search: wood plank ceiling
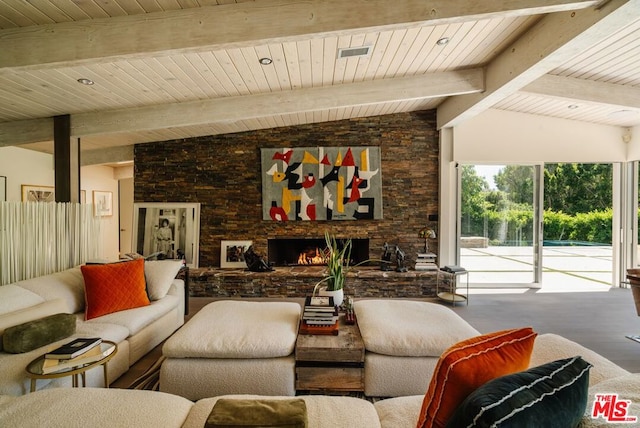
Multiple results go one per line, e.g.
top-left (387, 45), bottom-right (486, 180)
top-left (0, 0), bottom-right (639, 163)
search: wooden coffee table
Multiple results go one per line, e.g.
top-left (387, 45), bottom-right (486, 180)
top-left (295, 315), bottom-right (364, 393)
top-left (25, 340), bottom-right (117, 392)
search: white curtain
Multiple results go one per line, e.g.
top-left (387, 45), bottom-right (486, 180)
top-left (0, 202), bottom-right (101, 285)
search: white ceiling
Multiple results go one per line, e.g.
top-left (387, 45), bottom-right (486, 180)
top-left (0, 0), bottom-right (639, 164)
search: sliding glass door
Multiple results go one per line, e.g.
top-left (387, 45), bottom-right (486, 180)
top-left (458, 164), bottom-right (542, 285)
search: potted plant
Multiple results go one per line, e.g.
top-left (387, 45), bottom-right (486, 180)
top-left (312, 232), bottom-right (352, 307)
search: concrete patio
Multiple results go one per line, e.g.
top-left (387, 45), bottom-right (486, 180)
top-left (459, 245), bottom-right (614, 293)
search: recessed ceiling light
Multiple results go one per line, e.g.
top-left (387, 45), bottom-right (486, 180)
top-left (259, 58), bottom-right (273, 65)
top-left (77, 78), bottom-right (94, 85)
top-left (568, 104), bottom-right (579, 109)
top-left (436, 37), bottom-right (450, 46)
top-left (608, 109), bottom-right (639, 120)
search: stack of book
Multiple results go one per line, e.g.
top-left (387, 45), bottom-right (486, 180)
top-left (299, 296), bottom-right (339, 335)
top-left (415, 252), bottom-right (438, 270)
top-left (41, 337), bottom-right (104, 374)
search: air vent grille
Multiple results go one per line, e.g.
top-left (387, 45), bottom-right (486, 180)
top-left (337, 46), bottom-right (372, 59)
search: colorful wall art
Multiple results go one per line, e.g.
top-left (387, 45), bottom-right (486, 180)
top-left (261, 147), bottom-right (382, 221)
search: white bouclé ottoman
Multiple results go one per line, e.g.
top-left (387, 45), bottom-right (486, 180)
top-left (354, 300), bottom-right (479, 397)
top-left (160, 300), bottom-right (301, 400)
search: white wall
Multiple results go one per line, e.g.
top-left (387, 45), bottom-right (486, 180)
top-left (625, 126), bottom-right (640, 160)
top-left (0, 146), bottom-right (121, 262)
top-left (452, 109), bottom-right (627, 163)
top-left (0, 147), bottom-right (54, 201)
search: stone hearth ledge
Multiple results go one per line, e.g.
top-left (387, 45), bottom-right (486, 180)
top-left (189, 266), bottom-right (443, 299)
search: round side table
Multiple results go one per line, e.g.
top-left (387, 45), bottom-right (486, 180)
top-left (25, 340), bottom-right (117, 393)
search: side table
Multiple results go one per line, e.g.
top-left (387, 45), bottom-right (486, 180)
top-left (437, 266), bottom-right (469, 306)
top-left (25, 340), bottom-right (117, 392)
top-left (295, 315), bottom-right (364, 393)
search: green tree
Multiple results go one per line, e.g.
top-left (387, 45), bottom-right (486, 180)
top-left (494, 166), bottom-right (534, 205)
top-left (460, 165), bottom-right (489, 236)
top-left (544, 164), bottom-right (612, 215)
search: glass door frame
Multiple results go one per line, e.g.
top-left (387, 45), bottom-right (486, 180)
top-left (455, 163), bottom-right (543, 286)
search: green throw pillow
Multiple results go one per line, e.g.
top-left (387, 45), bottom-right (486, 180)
top-left (3, 313), bottom-right (76, 354)
top-left (206, 398), bottom-right (308, 428)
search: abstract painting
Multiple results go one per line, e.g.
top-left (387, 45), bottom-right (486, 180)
top-left (261, 146), bottom-right (382, 221)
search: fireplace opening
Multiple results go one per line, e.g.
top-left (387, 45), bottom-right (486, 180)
top-left (268, 238), bottom-right (370, 267)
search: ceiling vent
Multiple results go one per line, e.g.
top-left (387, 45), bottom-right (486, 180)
top-left (337, 46), bottom-right (372, 59)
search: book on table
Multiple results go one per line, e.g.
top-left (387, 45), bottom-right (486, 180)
top-left (41, 345), bottom-right (109, 374)
top-left (299, 320), bottom-right (339, 336)
top-left (45, 337), bottom-right (102, 360)
top-left (304, 296), bottom-right (336, 311)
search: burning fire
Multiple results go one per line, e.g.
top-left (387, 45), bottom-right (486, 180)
top-left (297, 247), bottom-right (325, 265)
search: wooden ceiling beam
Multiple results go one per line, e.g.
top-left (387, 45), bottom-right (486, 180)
top-left (0, 69), bottom-right (483, 146)
top-left (0, 0), bottom-right (598, 73)
top-left (437, 0), bottom-right (640, 129)
top-left (522, 74), bottom-right (640, 110)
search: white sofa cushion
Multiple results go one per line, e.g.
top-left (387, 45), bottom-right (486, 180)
top-left (530, 333), bottom-right (630, 386)
top-left (182, 395), bottom-right (382, 428)
top-left (74, 318), bottom-right (130, 343)
top-left (354, 300), bottom-right (479, 356)
top-left (0, 299), bottom-right (68, 352)
top-left (0, 284), bottom-right (44, 315)
top-left (163, 300), bottom-right (301, 358)
top-left (16, 267), bottom-right (85, 314)
top-left (145, 260), bottom-right (183, 300)
top-left (374, 395), bottom-right (422, 428)
top-left (0, 388), bottom-right (193, 428)
top-left (84, 294), bottom-right (179, 336)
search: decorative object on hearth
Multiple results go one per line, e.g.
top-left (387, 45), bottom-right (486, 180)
top-left (244, 245), bottom-right (274, 272)
top-left (380, 242), bottom-right (393, 271)
top-left (261, 146), bottom-right (382, 221)
top-left (395, 245), bottom-right (408, 272)
top-left (220, 240), bottom-right (252, 268)
top-left (312, 232), bottom-right (352, 307)
top-left (418, 226), bottom-right (436, 253)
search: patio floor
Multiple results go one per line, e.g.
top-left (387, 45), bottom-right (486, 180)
top-left (459, 245), bottom-right (614, 293)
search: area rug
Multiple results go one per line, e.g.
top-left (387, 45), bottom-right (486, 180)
top-left (127, 356), bottom-right (165, 391)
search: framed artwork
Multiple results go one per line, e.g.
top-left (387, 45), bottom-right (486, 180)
top-left (93, 191), bottom-right (113, 216)
top-left (21, 185), bottom-right (55, 202)
top-left (132, 202), bottom-right (201, 268)
top-left (220, 240), bottom-right (252, 268)
top-left (261, 146), bottom-right (382, 221)
top-left (0, 176), bottom-right (5, 201)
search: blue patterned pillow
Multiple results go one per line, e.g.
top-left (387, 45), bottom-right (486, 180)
top-left (446, 356), bottom-right (591, 428)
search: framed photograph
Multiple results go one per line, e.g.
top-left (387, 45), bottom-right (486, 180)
top-left (93, 191), bottom-right (113, 216)
top-left (0, 176), bottom-right (6, 201)
top-left (21, 185), bottom-right (55, 202)
top-left (221, 240), bottom-right (252, 268)
top-left (132, 202), bottom-right (201, 268)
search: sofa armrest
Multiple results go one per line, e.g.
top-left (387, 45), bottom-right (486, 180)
top-left (176, 266), bottom-right (189, 315)
top-left (167, 278), bottom-right (186, 317)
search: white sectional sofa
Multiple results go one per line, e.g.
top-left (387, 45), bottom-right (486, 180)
top-left (0, 334), bottom-right (636, 427)
top-left (0, 261), bottom-right (185, 396)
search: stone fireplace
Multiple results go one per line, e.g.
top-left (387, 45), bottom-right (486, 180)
top-left (135, 110), bottom-right (441, 299)
top-left (267, 238), bottom-right (370, 266)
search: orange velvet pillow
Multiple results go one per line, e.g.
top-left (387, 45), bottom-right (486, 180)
top-left (416, 327), bottom-right (537, 428)
top-left (81, 259), bottom-right (150, 320)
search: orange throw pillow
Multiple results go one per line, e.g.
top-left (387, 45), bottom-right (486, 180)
top-left (81, 259), bottom-right (150, 320)
top-left (416, 327), bottom-right (537, 428)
